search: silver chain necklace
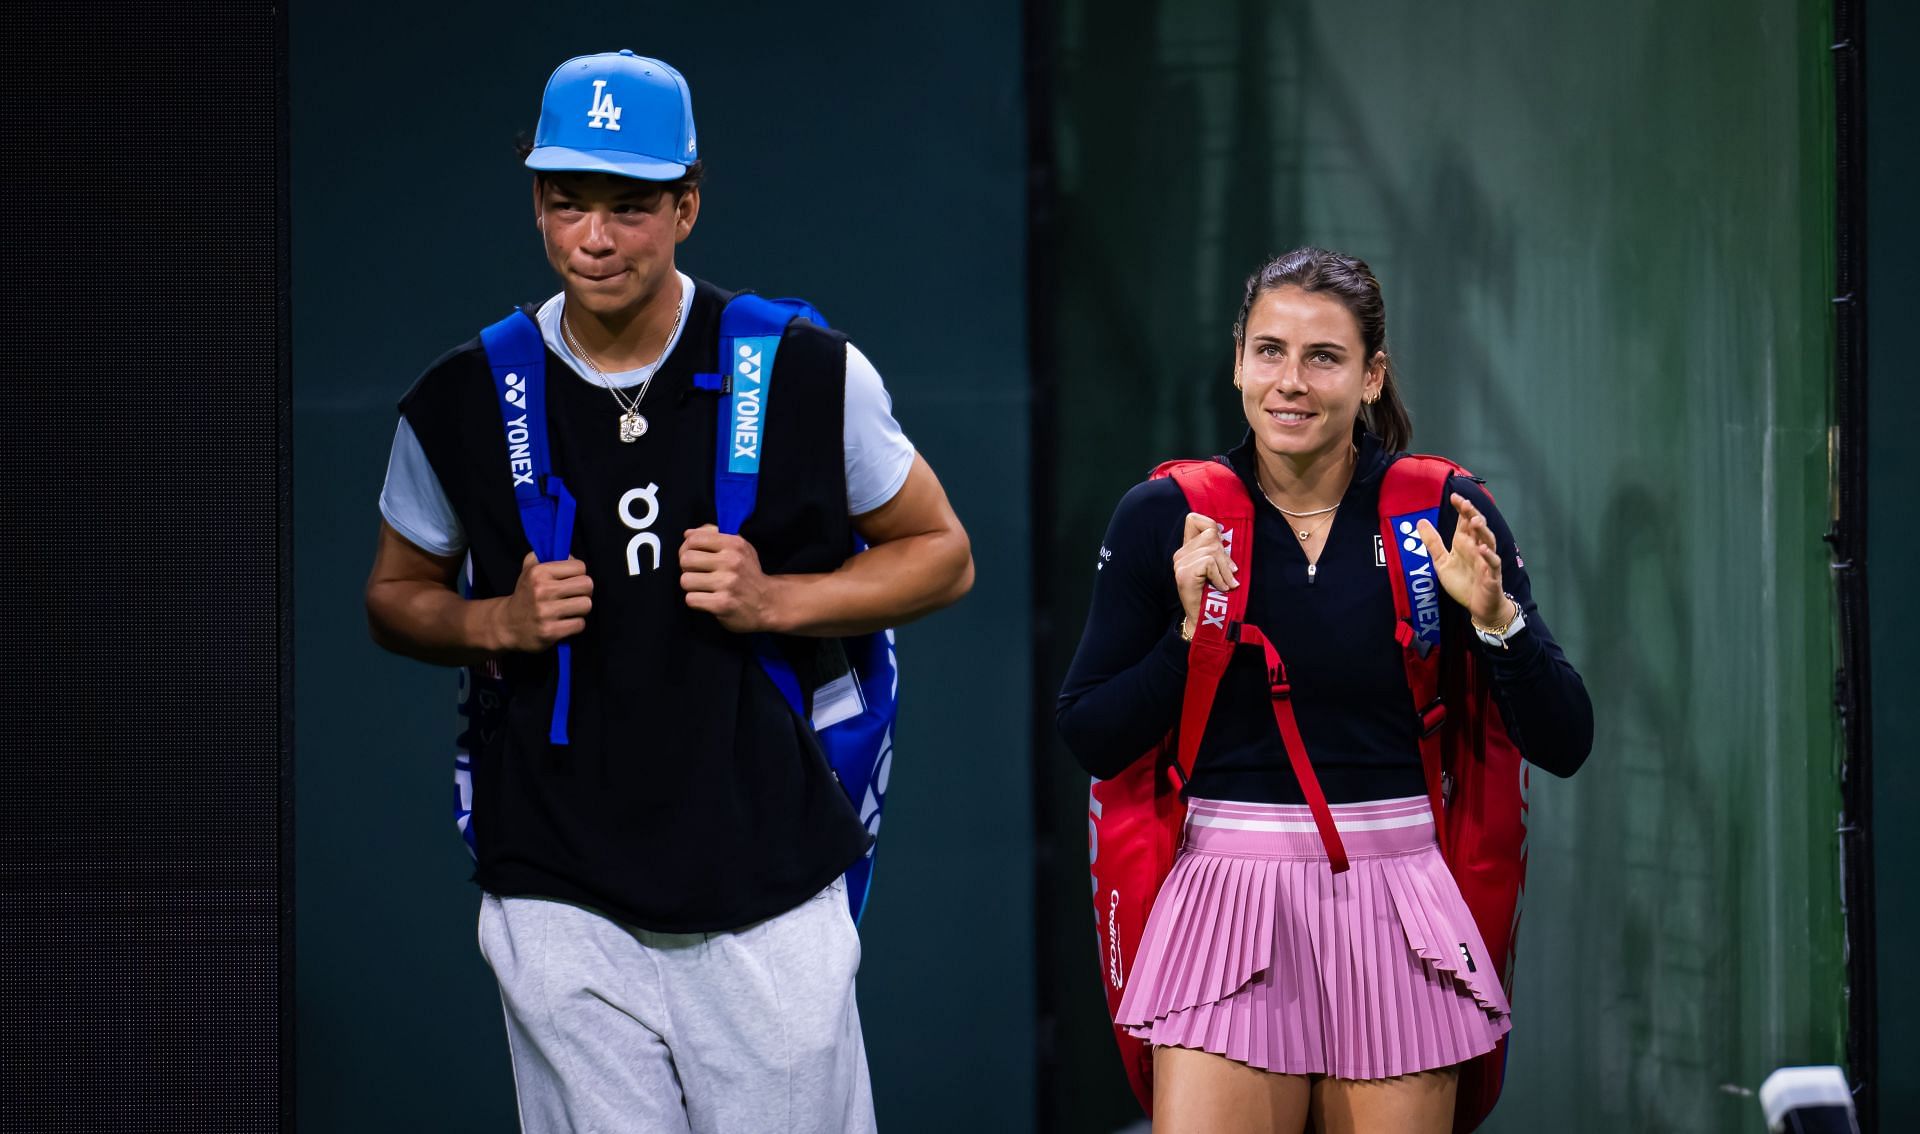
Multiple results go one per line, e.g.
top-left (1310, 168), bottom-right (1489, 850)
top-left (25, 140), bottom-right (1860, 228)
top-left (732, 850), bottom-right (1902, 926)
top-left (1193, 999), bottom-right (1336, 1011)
top-left (1256, 483), bottom-right (1341, 542)
top-left (563, 294), bottom-right (685, 443)
top-left (1256, 447), bottom-right (1356, 541)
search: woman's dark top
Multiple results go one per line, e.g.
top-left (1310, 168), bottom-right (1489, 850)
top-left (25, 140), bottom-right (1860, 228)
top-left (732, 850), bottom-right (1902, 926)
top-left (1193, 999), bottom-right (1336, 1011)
top-left (1056, 429), bottom-right (1593, 803)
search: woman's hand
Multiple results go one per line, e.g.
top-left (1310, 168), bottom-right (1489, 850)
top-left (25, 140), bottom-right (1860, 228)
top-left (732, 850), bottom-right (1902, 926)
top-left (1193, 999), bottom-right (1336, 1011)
top-left (1173, 512), bottom-right (1238, 626)
top-left (1414, 493), bottom-right (1513, 627)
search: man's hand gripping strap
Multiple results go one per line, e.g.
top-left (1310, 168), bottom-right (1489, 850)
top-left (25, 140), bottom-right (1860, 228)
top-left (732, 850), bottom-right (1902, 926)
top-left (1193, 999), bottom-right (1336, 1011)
top-left (695, 295), bottom-right (899, 925)
top-left (479, 309), bottom-right (577, 745)
top-left (700, 293), bottom-right (828, 717)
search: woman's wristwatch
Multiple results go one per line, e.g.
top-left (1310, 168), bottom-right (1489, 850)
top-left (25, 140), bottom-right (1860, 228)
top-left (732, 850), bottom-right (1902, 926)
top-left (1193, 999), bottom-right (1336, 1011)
top-left (1472, 593), bottom-right (1526, 650)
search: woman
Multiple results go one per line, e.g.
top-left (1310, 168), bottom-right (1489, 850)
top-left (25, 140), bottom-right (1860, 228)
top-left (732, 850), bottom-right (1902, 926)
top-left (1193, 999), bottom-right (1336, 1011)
top-left (1057, 247), bottom-right (1593, 1133)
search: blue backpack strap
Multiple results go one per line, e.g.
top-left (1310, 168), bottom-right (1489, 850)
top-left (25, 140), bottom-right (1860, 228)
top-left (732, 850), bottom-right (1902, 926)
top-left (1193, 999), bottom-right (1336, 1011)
top-left (709, 294), bottom-right (827, 717)
top-left (701, 294), bottom-right (899, 924)
top-left (478, 308), bottom-right (577, 745)
top-left (712, 294), bottom-right (826, 534)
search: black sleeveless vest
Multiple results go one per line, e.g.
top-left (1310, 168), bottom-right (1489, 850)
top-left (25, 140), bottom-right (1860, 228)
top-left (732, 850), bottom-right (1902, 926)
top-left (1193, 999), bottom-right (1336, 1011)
top-left (400, 278), bottom-right (872, 932)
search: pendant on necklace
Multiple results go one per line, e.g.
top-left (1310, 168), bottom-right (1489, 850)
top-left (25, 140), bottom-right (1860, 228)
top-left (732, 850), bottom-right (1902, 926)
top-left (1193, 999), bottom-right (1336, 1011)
top-left (619, 412), bottom-right (648, 443)
top-left (1297, 529), bottom-right (1310, 541)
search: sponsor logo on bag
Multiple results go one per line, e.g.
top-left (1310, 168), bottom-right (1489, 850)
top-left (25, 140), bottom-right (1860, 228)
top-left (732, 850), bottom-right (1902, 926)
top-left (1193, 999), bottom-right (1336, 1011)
top-left (1389, 509), bottom-right (1443, 648)
top-left (857, 728), bottom-right (893, 848)
top-left (728, 337), bottom-right (778, 474)
top-left (1199, 525), bottom-right (1237, 631)
top-left (504, 412), bottom-right (535, 488)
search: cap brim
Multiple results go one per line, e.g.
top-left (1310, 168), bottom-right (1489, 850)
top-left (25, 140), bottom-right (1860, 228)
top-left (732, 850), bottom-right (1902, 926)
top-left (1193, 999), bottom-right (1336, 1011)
top-left (525, 145), bottom-right (688, 181)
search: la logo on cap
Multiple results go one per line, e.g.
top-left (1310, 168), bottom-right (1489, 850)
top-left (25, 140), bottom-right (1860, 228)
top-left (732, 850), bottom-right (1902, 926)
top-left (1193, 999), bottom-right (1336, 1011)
top-left (587, 79), bottom-right (622, 131)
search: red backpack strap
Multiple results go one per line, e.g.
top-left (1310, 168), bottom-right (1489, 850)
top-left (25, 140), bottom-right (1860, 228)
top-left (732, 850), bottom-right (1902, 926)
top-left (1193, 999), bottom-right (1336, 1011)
top-left (1377, 454), bottom-right (1467, 849)
top-left (1162, 460), bottom-right (1349, 873)
top-left (1229, 622), bottom-right (1347, 872)
top-left (1162, 460), bottom-right (1251, 784)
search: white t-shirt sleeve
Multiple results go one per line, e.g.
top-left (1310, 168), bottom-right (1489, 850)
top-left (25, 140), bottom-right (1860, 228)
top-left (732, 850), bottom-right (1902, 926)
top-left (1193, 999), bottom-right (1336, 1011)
top-left (378, 417), bottom-right (468, 556)
top-left (842, 342), bottom-right (916, 516)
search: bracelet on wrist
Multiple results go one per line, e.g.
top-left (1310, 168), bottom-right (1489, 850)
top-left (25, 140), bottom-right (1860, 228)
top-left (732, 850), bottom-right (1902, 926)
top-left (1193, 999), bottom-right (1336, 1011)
top-left (1471, 594), bottom-right (1519, 637)
top-left (1471, 593), bottom-right (1526, 650)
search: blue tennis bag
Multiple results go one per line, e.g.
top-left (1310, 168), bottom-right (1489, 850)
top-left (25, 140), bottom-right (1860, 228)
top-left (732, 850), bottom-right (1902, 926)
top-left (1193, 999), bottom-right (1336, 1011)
top-left (454, 295), bottom-right (900, 923)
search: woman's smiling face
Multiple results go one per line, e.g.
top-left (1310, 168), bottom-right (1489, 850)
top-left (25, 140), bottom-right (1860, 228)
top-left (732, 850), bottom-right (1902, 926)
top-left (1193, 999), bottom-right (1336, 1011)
top-left (1236, 284), bottom-right (1383, 464)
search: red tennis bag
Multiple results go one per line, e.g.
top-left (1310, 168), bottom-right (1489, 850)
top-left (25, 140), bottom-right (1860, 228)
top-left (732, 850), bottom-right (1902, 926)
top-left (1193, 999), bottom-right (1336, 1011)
top-left (1378, 455), bottom-right (1530, 1133)
top-left (1086, 454), bottom-right (1528, 1132)
top-left (1086, 458), bottom-right (1346, 1114)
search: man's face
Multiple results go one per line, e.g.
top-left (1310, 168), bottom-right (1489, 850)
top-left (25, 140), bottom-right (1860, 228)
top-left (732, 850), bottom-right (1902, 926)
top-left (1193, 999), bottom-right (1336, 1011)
top-left (534, 172), bottom-right (699, 320)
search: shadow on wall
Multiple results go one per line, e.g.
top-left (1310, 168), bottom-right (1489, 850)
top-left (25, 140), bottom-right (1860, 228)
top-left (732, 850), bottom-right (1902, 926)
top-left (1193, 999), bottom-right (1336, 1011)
top-left (1302, 48), bottom-right (1720, 1123)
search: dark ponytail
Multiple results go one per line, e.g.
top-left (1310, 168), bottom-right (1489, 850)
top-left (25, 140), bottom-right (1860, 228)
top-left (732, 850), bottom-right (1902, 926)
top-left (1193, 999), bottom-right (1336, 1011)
top-left (1231, 247), bottom-right (1412, 453)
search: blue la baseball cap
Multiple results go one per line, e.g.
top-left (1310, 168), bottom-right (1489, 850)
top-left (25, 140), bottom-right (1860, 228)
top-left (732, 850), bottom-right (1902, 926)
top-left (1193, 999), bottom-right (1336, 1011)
top-left (526, 50), bottom-right (697, 181)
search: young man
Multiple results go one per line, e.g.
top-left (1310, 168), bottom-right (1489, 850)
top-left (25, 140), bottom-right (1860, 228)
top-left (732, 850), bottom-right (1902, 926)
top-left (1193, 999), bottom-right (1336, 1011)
top-left (365, 50), bottom-right (972, 1132)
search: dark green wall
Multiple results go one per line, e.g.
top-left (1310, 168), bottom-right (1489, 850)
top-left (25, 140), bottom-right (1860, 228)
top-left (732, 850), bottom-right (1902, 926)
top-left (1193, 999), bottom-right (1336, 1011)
top-left (1036, 2), bottom-right (1845, 1130)
top-left (291, 6), bottom-right (1031, 1129)
top-left (1869, 0), bottom-right (1917, 1123)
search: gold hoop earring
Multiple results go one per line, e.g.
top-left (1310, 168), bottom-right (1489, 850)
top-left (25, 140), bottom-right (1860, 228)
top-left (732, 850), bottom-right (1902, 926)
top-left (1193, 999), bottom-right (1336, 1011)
top-left (1364, 391), bottom-right (1379, 405)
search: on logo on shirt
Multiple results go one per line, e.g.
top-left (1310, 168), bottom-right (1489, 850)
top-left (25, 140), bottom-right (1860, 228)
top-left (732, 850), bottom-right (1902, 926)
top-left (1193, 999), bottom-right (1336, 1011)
top-left (621, 483), bottom-right (662, 575)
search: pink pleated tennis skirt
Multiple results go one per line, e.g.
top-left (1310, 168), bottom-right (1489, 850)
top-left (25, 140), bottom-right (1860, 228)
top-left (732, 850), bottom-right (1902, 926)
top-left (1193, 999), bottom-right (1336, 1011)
top-left (1113, 796), bottom-right (1511, 1080)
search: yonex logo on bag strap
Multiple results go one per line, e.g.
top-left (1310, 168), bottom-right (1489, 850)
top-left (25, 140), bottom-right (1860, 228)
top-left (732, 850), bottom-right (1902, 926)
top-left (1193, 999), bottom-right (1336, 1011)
top-left (1198, 525), bottom-right (1237, 630)
top-left (498, 368), bottom-right (533, 487)
top-left (504, 413), bottom-right (535, 488)
top-left (587, 79), bottom-right (623, 131)
top-left (728, 336), bottom-right (777, 472)
top-left (1389, 508), bottom-right (1444, 648)
top-left (1397, 519), bottom-right (1429, 557)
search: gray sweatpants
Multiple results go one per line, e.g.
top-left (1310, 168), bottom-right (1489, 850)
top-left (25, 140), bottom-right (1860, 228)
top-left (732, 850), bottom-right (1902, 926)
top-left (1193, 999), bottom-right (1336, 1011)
top-left (477, 878), bottom-right (876, 1133)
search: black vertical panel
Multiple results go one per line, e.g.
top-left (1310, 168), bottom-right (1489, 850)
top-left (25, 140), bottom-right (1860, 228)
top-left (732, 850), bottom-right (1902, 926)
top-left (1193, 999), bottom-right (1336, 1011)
top-left (0, 3), bottom-right (290, 1131)
top-left (1867, 0), bottom-right (1920, 1129)
top-left (1024, 0), bottom-right (1063, 1126)
top-left (1831, 1), bottom-right (1875, 1126)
